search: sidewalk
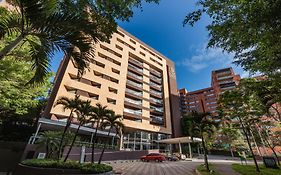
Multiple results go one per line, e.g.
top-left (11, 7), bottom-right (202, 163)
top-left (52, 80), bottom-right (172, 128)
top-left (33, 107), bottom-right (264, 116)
top-left (213, 163), bottom-right (240, 175)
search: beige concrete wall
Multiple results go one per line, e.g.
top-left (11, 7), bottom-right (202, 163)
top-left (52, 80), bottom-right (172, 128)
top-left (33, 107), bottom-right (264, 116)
top-left (46, 27), bottom-right (176, 135)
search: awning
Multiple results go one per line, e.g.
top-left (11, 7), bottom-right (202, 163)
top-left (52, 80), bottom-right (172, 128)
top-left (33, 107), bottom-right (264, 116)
top-left (38, 118), bottom-right (117, 137)
top-left (157, 136), bottom-right (202, 144)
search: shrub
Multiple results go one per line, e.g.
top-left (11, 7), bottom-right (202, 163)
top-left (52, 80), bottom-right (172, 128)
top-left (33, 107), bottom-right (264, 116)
top-left (81, 163), bottom-right (113, 174)
top-left (21, 159), bottom-right (113, 174)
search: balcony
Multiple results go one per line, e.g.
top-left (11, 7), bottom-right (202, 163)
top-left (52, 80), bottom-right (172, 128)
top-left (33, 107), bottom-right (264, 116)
top-left (150, 89), bottom-right (162, 97)
top-left (124, 108), bottom-right (142, 116)
top-left (150, 75), bottom-right (162, 82)
top-left (150, 69), bottom-right (162, 78)
top-left (150, 106), bottom-right (164, 113)
top-left (150, 81), bottom-right (162, 87)
top-left (127, 79), bottom-right (143, 88)
top-left (125, 88), bottom-right (143, 97)
top-left (125, 97), bottom-right (142, 106)
top-left (150, 115), bottom-right (164, 123)
top-left (129, 58), bottom-right (143, 66)
top-left (150, 97), bottom-right (162, 104)
top-left (217, 75), bottom-right (233, 80)
top-left (128, 71), bottom-right (143, 80)
top-left (128, 63), bottom-right (143, 73)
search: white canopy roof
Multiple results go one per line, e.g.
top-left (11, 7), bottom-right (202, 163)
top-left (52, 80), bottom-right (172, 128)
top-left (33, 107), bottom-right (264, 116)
top-left (157, 136), bottom-right (202, 144)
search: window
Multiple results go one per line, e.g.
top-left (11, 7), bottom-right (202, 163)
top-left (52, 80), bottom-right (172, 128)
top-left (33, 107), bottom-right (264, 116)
top-left (98, 52), bottom-right (121, 66)
top-left (130, 39), bottom-right (136, 44)
top-left (115, 44), bottom-right (123, 51)
top-left (112, 68), bottom-right (120, 74)
top-left (100, 44), bottom-right (122, 58)
top-left (91, 81), bottom-right (101, 88)
top-left (140, 51), bottom-right (145, 57)
top-left (108, 87), bottom-right (118, 94)
top-left (107, 98), bottom-right (116, 105)
top-left (65, 86), bottom-right (77, 94)
top-left (117, 38), bottom-right (135, 50)
top-left (89, 93), bottom-right (99, 100)
top-left (91, 59), bottom-right (105, 68)
top-left (116, 31), bottom-right (125, 37)
top-left (93, 71), bottom-right (119, 84)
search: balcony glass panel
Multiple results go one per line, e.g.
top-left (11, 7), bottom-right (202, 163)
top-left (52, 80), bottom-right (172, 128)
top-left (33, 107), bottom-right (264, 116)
top-left (125, 89), bottom-right (143, 96)
top-left (128, 63), bottom-right (143, 73)
top-left (127, 79), bottom-right (143, 88)
top-left (150, 98), bottom-right (162, 104)
top-left (124, 108), bottom-right (142, 116)
top-left (150, 90), bottom-right (162, 96)
top-left (150, 106), bottom-right (164, 112)
top-left (128, 71), bottom-right (143, 80)
top-left (125, 98), bottom-right (142, 106)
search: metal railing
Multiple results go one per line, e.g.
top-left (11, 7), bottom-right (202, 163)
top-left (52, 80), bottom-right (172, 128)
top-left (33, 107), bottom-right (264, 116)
top-left (127, 79), bottom-right (143, 88)
top-left (150, 106), bottom-right (164, 112)
top-left (124, 108), bottom-right (142, 116)
top-left (128, 63), bottom-right (143, 73)
top-left (125, 98), bottom-right (142, 106)
top-left (125, 89), bottom-right (143, 96)
top-left (128, 71), bottom-right (143, 80)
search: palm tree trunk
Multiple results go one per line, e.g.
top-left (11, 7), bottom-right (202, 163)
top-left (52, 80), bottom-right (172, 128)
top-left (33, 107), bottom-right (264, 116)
top-left (91, 121), bottom-right (100, 163)
top-left (0, 34), bottom-right (24, 59)
top-left (238, 117), bottom-right (260, 172)
top-left (58, 110), bottom-right (74, 160)
top-left (98, 127), bottom-right (111, 164)
top-left (201, 134), bottom-right (210, 172)
top-left (63, 124), bottom-right (81, 162)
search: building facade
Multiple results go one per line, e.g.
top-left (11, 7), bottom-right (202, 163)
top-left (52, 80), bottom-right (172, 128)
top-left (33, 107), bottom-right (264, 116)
top-left (179, 67), bottom-right (240, 115)
top-left (43, 27), bottom-right (181, 151)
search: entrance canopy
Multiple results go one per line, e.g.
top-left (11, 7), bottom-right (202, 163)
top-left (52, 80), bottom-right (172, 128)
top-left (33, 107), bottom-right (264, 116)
top-left (157, 136), bottom-right (202, 144)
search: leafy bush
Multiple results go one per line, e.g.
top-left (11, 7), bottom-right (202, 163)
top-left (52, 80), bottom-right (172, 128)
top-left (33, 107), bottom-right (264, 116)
top-left (21, 159), bottom-right (113, 174)
top-left (81, 163), bottom-right (113, 174)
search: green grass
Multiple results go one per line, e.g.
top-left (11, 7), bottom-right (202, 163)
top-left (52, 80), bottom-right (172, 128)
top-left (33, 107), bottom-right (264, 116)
top-left (232, 164), bottom-right (281, 175)
top-left (197, 164), bottom-right (221, 175)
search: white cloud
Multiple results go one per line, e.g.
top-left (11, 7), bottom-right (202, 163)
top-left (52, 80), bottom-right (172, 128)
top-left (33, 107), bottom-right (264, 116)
top-left (177, 43), bottom-right (234, 73)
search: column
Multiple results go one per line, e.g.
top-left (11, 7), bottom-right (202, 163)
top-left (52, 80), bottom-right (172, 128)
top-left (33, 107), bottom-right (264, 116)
top-left (31, 123), bottom-right (42, 144)
top-left (188, 142), bottom-right (192, 158)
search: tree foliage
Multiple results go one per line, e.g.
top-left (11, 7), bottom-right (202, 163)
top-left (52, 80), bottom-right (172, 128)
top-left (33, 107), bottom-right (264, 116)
top-left (0, 0), bottom-right (159, 83)
top-left (184, 0), bottom-right (281, 74)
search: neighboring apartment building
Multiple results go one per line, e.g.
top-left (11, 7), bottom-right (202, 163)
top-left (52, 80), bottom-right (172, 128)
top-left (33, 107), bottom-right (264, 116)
top-left (43, 27), bottom-right (181, 151)
top-left (179, 67), bottom-right (240, 115)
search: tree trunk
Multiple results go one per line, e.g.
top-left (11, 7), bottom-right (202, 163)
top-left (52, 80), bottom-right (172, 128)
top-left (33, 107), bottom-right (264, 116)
top-left (229, 144), bottom-right (234, 159)
top-left (271, 105), bottom-right (281, 122)
top-left (264, 134), bottom-right (280, 166)
top-left (239, 117), bottom-right (260, 172)
top-left (91, 121), bottom-right (100, 163)
top-left (0, 34), bottom-right (24, 59)
top-left (63, 123), bottom-right (81, 162)
top-left (58, 110), bottom-right (74, 160)
top-left (201, 134), bottom-right (210, 172)
top-left (98, 128), bottom-right (111, 164)
top-left (250, 129), bottom-right (261, 156)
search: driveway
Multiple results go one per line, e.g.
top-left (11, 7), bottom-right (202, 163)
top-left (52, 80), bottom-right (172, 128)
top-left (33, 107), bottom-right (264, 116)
top-left (109, 161), bottom-right (199, 175)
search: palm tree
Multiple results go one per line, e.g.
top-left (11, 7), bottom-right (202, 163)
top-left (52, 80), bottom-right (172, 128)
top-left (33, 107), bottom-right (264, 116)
top-left (36, 131), bottom-right (60, 159)
top-left (98, 111), bottom-right (124, 164)
top-left (0, 0), bottom-right (117, 83)
top-left (63, 100), bottom-right (94, 162)
top-left (182, 111), bottom-right (219, 172)
top-left (90, 103), bottom-right (111, 163)
top-left (54, 95), bottom-right (82, 160)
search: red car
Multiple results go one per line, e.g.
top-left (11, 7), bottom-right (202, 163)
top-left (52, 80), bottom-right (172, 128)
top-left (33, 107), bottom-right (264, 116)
top-left (140, 153), bottom-right (166, 162)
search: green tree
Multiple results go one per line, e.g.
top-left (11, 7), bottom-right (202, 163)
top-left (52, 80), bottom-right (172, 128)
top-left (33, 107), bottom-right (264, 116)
top-left (182, 111), bottom-right (219, 172)
top-left (90, 103), bottom-right (111, 163)
top-left (219, 127), bottom-right (242, 158)
top-left (98, 111), bottom-right (124, 164)
top-left (0, 0), bottom-right (159, 83)
top-left (54, 95), bottom-right (83, 160)
top-left (218, 88), bottom-right (264, 172)
top-left (184, 0), bottom-right (281, 74)
top-left (64, 100), bottom-right (93, 162)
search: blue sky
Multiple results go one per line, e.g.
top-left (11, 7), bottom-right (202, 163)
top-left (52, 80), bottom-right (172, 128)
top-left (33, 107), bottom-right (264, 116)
top-left (51, 0), bottom-right (248, 91)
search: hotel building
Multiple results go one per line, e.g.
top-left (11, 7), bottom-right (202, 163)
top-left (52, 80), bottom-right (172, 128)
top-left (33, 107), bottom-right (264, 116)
top-left (179, 67), bottom-right (240, 115)
top-left (43, 27), bottom-right (181, 151)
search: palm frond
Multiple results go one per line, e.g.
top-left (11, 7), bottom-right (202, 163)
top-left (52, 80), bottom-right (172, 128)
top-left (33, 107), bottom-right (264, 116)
top-left (0, 11), bottom-right (22, 39)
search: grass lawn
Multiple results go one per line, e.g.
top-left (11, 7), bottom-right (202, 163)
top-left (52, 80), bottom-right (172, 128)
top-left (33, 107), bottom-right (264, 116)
top-left (197, 164), bottom-right (221, 175)
top-left (232, 164), bottom-right (281, 175)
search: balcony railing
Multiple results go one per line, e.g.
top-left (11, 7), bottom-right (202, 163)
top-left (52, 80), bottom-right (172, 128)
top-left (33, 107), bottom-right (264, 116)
top-left (217, 75), bottom-right (233, 80)
top-left (150, 75), bottom-right (161, 82)
top-left (128, 63), bottom-right (143, 73)
top-left (150, 81), bottom-right (162, 87)
top-left (125, 89), bottom-right (143, 97)
top-left (125, 98), bottom-right (142, 106)
top-left (127, 79), bottom-right (143, 88)
top-left (129, 58), bottom-right (143, 66)
top-left (150, 69), bottom-right (162, 77)
top-left (150, 98), bottom-right (162, 104)
top-left (124, 108), bottom-right (142, 116)
top-left (150, 106), bottom-right (164, 112)
top-left (128, 71), bottom-right (143, 80)
top-left (150, 90), bottom-right (162, 96)
top-left (150, 115), bottom-right (164, 123)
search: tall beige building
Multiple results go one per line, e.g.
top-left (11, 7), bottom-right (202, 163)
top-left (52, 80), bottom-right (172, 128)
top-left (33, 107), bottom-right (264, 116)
top-left (43, 27), bottom-right (181, 150)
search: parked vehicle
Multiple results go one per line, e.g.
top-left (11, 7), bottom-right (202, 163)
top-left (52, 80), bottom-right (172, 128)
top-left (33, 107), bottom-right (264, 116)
top-left (140, 153), bottom-right (166, 162)
top-left (166, 155), bottom-right (179, 161)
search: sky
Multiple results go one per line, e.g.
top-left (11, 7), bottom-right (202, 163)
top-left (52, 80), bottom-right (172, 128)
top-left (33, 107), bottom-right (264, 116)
top-left (51, 0), bottom-right (248, 92)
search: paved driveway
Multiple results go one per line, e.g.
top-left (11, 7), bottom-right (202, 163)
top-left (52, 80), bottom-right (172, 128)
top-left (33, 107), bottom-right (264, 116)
top-left (110, 161), bottom-right (199, 175)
